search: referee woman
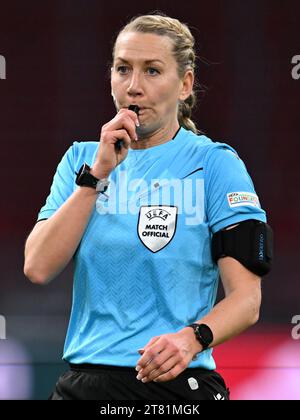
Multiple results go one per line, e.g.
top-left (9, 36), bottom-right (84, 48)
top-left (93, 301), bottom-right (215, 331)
top-left (24, 13), bottom-right (272, 400)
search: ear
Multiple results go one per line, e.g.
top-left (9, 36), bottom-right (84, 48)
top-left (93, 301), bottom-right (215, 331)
top-left (179, 70), bottom-right (194, 101)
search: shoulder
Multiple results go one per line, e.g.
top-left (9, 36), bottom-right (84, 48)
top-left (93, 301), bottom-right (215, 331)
top-left (180, 128), bottom-right (241, 165)
top-left (169, 128), bottom-right (242, 178)
top-left (203, 142), bottom-right (242, 169)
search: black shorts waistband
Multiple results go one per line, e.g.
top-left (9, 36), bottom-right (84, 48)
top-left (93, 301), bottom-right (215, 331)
top-left (69, 363), bottom-right (212, 374)
top-left (69, 363), bottom-right (136, 373)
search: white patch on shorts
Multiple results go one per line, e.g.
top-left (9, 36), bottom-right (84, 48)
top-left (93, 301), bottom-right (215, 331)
top-left (188, 377), bottom-right (199, 390)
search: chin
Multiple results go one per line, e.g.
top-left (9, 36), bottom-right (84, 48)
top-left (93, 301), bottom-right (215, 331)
top-left (136, 124), bottom-right (157, 140)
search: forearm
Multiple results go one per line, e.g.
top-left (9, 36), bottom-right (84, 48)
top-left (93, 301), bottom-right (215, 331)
top-left (24, 186), bottom-right (99, 284)
top-left (182, 286), bottom-right (261, 355)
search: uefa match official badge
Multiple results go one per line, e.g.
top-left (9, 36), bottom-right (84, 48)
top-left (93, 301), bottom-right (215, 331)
top-left (137, 205), bottom-right (178, 253)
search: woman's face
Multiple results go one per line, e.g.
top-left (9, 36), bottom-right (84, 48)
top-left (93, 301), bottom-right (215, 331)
top-left (111, 32), bottom-right (193, 136)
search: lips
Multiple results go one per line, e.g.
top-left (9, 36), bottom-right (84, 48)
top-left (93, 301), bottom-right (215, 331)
top-left (127, 106), bottom-right (147, 110)
top-left (122, 105), bottom-right (149, 116)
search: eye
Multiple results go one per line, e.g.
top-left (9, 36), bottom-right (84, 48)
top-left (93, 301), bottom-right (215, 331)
top-left (116, 65), bottom-right (130, 75)
top-left (147, 67), bottom-right (160, 76)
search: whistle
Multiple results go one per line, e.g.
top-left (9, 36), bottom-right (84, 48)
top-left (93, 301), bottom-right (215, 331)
top-left (115, 105), bottom-right (140, 151)
top-left (128, 104), bottom-right (140, 115)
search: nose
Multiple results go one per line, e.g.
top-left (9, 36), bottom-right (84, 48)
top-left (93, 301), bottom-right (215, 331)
top-left (127, 70), bottom-right (143, 97)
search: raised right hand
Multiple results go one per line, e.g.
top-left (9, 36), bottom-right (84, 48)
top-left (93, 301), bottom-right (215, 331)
top-left (90, 108), bottom-right (139, 179)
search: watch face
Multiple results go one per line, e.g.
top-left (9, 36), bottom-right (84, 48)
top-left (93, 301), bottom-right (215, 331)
top-left (197, 324), bottom-right (213, 345)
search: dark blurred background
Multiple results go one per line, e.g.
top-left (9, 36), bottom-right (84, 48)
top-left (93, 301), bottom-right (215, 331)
top-left (0, 0), bottom-right (299, 399)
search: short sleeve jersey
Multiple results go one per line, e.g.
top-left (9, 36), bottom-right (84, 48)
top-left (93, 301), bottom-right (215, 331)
top-left (37, 127), bottom-right (266, 369)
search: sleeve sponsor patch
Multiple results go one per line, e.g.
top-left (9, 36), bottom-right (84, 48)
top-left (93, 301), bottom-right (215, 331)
top-left (227, 192), bottom-right (260, 208)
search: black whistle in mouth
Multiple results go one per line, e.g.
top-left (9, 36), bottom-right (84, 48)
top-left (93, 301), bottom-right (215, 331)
top-left (115, 105), bottom-right (140, 152)
top-left (128, 104), bottom-right (140, 115)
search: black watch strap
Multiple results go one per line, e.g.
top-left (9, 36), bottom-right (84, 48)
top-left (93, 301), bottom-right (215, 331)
top-left (187, 323), bottom-right (213, 350)
top-left (75, 163), bottom-right (99, 189)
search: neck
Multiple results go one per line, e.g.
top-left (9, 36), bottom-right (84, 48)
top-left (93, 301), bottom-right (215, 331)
top-left (130, 121), bottom-right (180, 150)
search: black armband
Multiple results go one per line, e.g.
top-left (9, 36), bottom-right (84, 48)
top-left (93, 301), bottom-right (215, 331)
top-left (212, 219), bottom-right (273, 276)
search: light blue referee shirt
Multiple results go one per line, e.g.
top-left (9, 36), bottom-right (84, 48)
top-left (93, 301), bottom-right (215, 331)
top-left (37, 127), bottom-right (266, 369)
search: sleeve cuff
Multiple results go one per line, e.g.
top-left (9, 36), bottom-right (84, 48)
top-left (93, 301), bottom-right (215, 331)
top-left (36, 209), bottom-right (57, 222)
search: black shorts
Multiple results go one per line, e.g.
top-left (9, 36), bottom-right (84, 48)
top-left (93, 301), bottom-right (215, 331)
top-left (49, 364), bottom-right (230, 400)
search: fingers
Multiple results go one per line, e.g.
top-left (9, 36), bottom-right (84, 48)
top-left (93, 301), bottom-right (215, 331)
top-left (141, 336), bottom-right (161, 351)
top-left (152, 362), bottom-right (187, 383)
top-left (136, 334), bottom-right (192, 383)
top-left (93, 108), bottom-right (139, 175)
top-left (112, 129), bottom-right (132, 149)
top-left (127, 109), bottom-right (140, 127)
top-left (136, 337), bottom-right (164, 370)
top-left (136, 338), bottom-right (173, 382)
top-left (138, 353), bottom-right (189, 383)
top-left (137, 351), bottom-right (181, 383)
top-left (101, 128), bottom-right (132, 148)
top-left (104, 108), bottom-right (139, 142)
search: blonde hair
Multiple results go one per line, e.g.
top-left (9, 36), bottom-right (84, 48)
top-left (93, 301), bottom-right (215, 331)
top-left (112, 12), bottom-right (200, 134)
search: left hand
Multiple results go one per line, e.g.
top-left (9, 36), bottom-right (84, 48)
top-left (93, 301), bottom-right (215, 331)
top-left (135, 329), bottom-right (199, 383)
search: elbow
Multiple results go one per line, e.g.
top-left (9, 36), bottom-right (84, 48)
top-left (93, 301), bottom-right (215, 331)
top-left (249, 288), bottom-right (262, 326)
top-left (23, 262), bottom-right (49, 285)
top-left (250, 307), bottom-right (261, 326)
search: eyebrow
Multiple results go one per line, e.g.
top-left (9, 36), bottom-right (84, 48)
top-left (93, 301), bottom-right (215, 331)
top-left (115, 57), bottom-right (165, 65)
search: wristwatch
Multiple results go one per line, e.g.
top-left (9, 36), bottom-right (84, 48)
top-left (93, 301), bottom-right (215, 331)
top-left (75, 163), bottom-right (110, 193)
top-left (187, 323), bottom-right (214, 351)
